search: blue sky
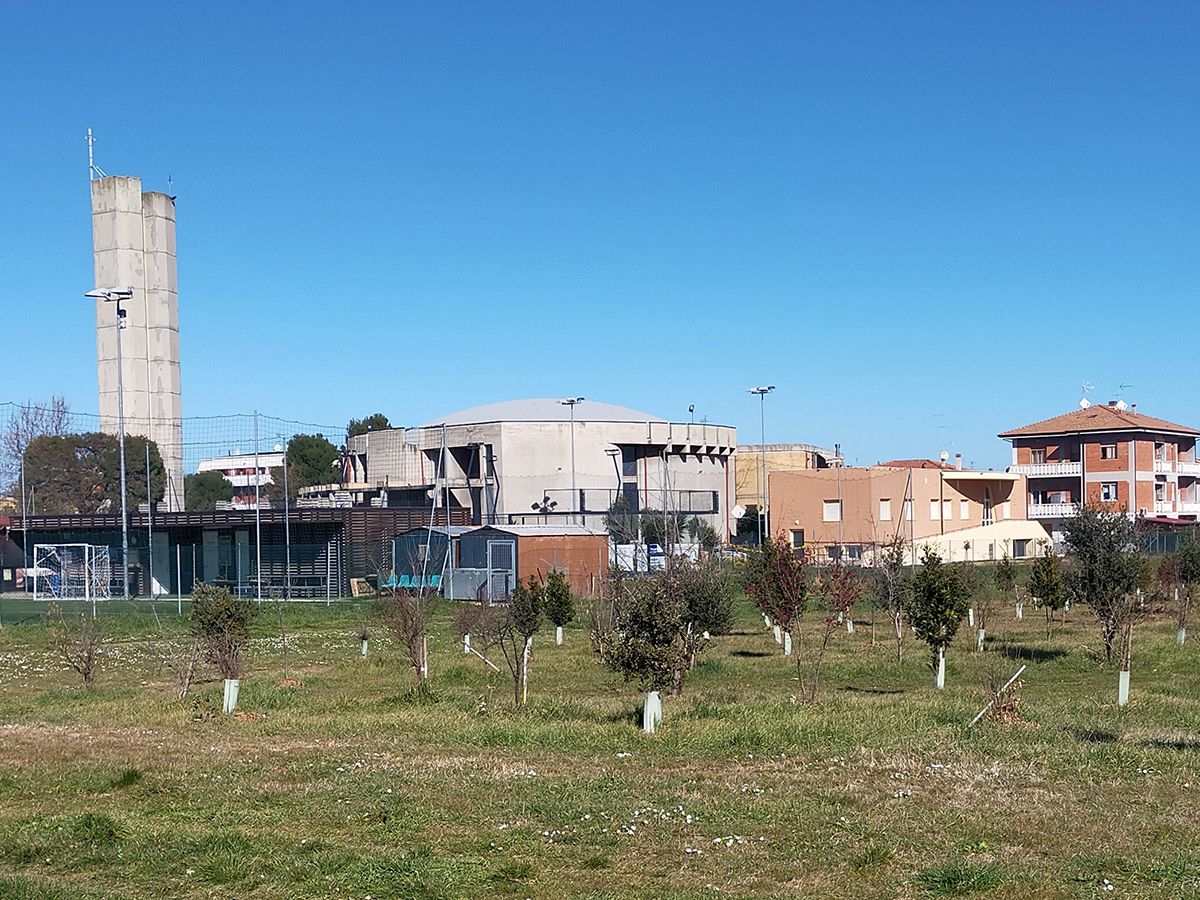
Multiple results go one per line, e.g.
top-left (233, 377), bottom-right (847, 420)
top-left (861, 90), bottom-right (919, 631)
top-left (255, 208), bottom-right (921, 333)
top-left (3, 2), bottom-right (1198, 468)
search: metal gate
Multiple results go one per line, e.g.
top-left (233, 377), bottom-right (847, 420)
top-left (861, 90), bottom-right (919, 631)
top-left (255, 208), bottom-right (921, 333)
top-left (486, 539), bottom-right (516, 600)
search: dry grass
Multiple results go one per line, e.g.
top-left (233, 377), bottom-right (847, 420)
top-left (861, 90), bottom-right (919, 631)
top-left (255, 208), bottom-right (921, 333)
top-left (0, 596), bottom-right (1198, 898)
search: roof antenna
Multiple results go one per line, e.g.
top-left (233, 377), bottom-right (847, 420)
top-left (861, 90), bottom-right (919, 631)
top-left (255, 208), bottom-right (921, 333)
top-left (1079, 381), bottom-right (1094, 410)
top-left (86, 128), bottom-right (108, 181)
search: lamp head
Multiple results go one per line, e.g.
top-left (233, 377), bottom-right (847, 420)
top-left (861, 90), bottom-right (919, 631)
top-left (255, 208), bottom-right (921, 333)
top-left (85, 287), bottom-right (134, 302)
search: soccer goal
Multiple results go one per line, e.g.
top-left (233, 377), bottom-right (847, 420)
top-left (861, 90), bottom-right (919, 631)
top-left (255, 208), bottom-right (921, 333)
top-left (31, 544), bottom-right (113, 604)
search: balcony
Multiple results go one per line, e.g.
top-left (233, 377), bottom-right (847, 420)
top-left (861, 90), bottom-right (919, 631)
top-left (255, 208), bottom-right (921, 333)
top-left (1178, 462), bottom-right (1200, 476)
top-left (1154, 459), bottom-right (1174, 474)
top-left (1178, 501), bottom-right (1200, 515)
top-left (1155, 500), bottom-right (1174, 515)
top-left (1010, 462), bottom-right (1082, 477)
top-left (1029, 502), bottom-right (1077, 518)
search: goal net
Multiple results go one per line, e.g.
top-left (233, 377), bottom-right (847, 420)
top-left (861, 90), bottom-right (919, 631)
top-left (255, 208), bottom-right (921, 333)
top-left (31, 544), bottom-right (113, 602)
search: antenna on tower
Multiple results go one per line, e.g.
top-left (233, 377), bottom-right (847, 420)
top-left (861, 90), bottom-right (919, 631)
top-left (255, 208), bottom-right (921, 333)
top-left (1118, 382), bottom-right (1134, 399)
top-left (86, 128), bottom-right (108, 181)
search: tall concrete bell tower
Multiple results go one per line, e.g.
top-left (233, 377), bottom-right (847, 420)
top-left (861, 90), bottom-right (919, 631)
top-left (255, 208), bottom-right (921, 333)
top-left (90, 174), bottom-right (184, 511)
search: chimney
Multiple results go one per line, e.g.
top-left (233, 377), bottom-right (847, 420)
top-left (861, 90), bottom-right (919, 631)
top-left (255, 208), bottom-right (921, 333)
top-left (1131, 404), bottom-right (1137, 413)
top-left (955, 452), bottom-right (962, 470)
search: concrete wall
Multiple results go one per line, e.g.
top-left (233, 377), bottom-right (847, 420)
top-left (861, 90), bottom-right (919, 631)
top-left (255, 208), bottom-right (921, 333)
top-left (91, 176), bottom-right (183, 510)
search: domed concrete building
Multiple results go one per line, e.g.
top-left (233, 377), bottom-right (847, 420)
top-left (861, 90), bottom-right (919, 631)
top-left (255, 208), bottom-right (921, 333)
top-left (320, 399), bottom-right (738, 541)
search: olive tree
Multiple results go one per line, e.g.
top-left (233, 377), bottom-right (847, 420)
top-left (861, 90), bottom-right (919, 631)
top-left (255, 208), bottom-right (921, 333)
top-left (1063, 505), bottom-right (1147, 665)
top-left (544, 569), bottom-right (574, 645)
top-left (904, 547), bottom-right (968, 688)
top-left (744, 534), bottom-right (809, 679)
top-left (876, 537), bottom-right (908, 662)
top-left (191, 582), bottom-right (255, 681)
top-left (1028, 542), bottom-right (1066, 638)
top-left (1175, 531), bottom-right (1200, 645)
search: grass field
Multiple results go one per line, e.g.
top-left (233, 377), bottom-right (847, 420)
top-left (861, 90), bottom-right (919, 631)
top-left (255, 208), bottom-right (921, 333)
top-left (1, 592), bottom-right (1199, 899)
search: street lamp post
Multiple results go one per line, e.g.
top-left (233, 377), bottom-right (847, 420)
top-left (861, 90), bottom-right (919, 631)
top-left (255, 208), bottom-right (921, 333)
top-left (561, 398), bottom-right (585, 525)
top-left (276, 439), bottom-right (291, 601)
top-left (747, 386), bottom-right (775, 547)
top-left (85, 287), bottom-right (134, 600)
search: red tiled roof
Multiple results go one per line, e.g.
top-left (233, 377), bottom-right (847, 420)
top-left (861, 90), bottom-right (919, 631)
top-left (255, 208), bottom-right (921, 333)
top-left (879, 459), bottom-right (952, 470)
top-left (999, 405), bottom-right (1200, 438)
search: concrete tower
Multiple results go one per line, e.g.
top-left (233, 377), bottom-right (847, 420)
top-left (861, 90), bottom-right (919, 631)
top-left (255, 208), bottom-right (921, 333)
top-left (90, 175), bottom-right (184, 511)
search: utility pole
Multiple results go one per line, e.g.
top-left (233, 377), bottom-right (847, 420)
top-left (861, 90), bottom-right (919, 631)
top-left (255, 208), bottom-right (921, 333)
top-left (747, 386), bottom-right (775, 546)
top-left (561, 398), bottom-right (585, 525)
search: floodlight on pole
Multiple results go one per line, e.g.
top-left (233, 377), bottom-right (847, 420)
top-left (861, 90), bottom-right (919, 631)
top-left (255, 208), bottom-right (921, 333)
top-left (747, 386), bottom-right (775, 547)
top-left (86, 287), bottom-right (134, 599)
top-left (560, 398), bottom-right (585, 524)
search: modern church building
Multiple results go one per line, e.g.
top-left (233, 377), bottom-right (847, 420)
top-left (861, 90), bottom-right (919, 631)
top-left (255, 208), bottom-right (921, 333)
top-left (301, 399), bottom-right (739, 540)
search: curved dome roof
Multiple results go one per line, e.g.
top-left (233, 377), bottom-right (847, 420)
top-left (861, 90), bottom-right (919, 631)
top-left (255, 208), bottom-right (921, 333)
top-left (424, 399), bottom-right (665, 427)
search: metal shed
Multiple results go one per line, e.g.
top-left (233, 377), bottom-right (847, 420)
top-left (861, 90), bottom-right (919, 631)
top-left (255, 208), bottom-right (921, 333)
top-left (450, 525), bottom-right (609, 600)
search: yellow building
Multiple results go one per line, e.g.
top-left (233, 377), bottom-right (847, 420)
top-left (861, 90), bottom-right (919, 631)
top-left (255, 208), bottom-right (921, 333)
top-left (735, 443), bottom-right (840, 514)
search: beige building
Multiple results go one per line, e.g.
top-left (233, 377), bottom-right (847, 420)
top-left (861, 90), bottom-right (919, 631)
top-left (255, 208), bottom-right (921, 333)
top-left (735, 443), bottom-right (839, 513)
top-left (769, 459), bottom-right (1047, 565)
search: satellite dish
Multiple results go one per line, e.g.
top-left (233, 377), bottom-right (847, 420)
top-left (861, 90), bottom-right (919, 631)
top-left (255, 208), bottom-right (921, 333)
top-left (1079, 398), bottom-right (1091, 409)
top-left (1115, 400), bottom-right (1128, 411)
top-left (731, 504), bottom-right (746, 520)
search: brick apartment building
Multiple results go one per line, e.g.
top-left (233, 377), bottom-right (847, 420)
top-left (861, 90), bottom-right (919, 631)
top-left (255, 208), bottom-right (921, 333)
top-left (999, 402), bottom-right (1200, 545)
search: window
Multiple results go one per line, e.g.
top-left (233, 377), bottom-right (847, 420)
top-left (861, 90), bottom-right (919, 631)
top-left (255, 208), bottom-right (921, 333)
top-left (1002, 501), bottom-right (1011, 519)
top-left (943, 499), bottom-right (953, 521)
top-left (826, 545), bottom-right (843, 563)
top-left (879, 498), bottom-right (892, 521)
top-left (1013, 539), bottom-right (1029, 559)
top-left (930, 499), bottom-right (940, 520)
top-left (1031, 448), bottom-right (1046, 464)
top-left (822, 500), bottom-right (842, 523)
top-left (987, 542), bottom-right (996, 560)
top-left (846, 544), bottom-right (862, 562)
top-left (1100, 482), bottom-right (1119, 502)
top-left (1101, 444), bottom-right (1117, 460)
top-left (1155, 442), bottom-right (1165, 462)
top-left (904, 499), bottom-right (913, 521)
top-left (960, 499), bottom-right (970, 520)
top-left (983, 487), bottom-right (993, 526)
top-left (790, 529), bottom-right (804, 549)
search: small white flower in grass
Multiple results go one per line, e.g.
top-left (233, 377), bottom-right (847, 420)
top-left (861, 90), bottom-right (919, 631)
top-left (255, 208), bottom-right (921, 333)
top-left (615, 751), bottom-right (632, 758)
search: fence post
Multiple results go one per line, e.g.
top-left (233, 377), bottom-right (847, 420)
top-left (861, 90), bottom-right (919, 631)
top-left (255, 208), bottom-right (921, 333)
top-left (176, 543), bottom-right (183, 616)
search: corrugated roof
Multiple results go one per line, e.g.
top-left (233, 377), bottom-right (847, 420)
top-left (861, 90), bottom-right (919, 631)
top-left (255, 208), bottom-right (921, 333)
top-left (999, 405), bottom-right (1200, 438)
top-left (474, 524), bottom-right (608, 537)
top-left (424, 399), bottom-right (665, 427)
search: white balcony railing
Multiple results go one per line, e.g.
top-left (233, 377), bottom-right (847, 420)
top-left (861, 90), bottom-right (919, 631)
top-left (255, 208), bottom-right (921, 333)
top-left (1154, 459), bottom-right (1174, 474)
top-left (1155, 500), bottom-right (1174, 515)
top-left (1178, 501), bottom-right (1200, 515)
top-left (1009, 462), bottom-right (1083, 477)
top-left (1029, 502), bottom-right (1077, 518)
top-left (1178, 462), bottom-right (1200, 476)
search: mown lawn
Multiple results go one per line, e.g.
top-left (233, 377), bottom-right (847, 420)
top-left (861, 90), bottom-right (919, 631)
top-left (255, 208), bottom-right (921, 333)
top-left (0, 593), bottom-right (1198, 899)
